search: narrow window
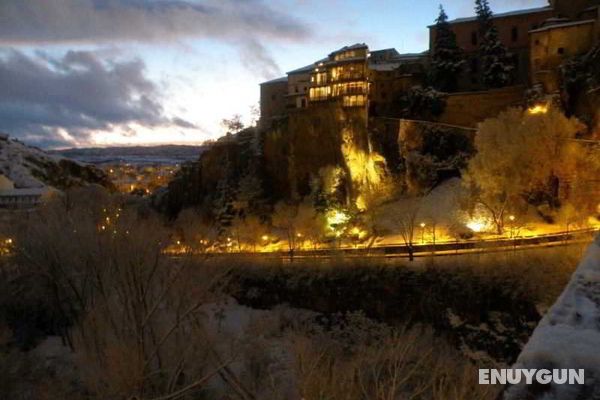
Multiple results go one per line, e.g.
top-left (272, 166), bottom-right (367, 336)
top-left (511, 27), bottom-right (518, 42)
top-left (471, 31), bottom-right (478, 46)
top-left (558, 47), bottom-right (565, 55)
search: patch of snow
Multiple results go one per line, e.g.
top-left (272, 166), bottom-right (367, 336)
top-left (0, 136), bottom-right (64, 188)
top-left (505, 235), bottom-right (600, 399)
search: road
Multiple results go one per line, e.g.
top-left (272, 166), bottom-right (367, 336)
top-left (207, 227), bottom-right (599, 260)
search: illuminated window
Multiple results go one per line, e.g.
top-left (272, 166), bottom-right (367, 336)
top-left (314, 72), bottom-right (328, 85)
top-left (310, 86), bottom-right (330, 101)
top-left (343, 95), bottom-right (366, 107)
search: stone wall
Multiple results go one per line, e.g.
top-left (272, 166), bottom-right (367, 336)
top-left (437, 86), bottom-right (526, 127)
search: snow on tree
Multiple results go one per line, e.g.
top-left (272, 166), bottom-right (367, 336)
top-left (474, 0), bottom-right (493, 34)
top-left (475, 0), bottom-right (514, 88)
top-left (430, 5), bottom-right (465, 92)
top-left (464, 106), bottom-right (590, 234)
top-left (391, 197), bottom-right (422, 262)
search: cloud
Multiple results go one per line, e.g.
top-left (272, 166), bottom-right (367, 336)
top-left (0, 0), bottom-right (311, 79)
top-left (0, 0), bottom-right (309, 44)
top-left (0, 49), bottom-right (195, 148)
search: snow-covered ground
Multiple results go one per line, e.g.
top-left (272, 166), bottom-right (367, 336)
top-left (0, 134), bottom-right (62, 188)
top-left (505, 234), bottom-right (600, 399)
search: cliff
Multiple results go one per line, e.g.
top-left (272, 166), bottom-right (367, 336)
top-left (160, 105), bottom-right (383, 217)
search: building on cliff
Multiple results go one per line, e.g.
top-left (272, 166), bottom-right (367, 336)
top-left (530, 1), bottom-right (600, 92)
top-left (259, 44), bottom-right (427, 128)
top-left (428, 6), bottom-right (554, 90)
top-left (428, 0), bottom-right (600, 92)
top-left (259, 0), bottom-right (600, 127)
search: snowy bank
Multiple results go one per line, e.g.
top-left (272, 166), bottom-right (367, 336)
top-left (505, 235), bottom-right (600, 399)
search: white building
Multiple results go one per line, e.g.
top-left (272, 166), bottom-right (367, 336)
top-left (0, 174), bottom-right (50, 209)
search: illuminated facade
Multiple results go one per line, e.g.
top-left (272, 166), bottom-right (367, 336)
top-left (259, 44), bottom-right (427, 125)
top-left (308, 44), bottom-right (369, 109)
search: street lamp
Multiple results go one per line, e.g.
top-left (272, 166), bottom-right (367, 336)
top-left (508, 215), bottom-right (516, 238)
top-left (420, 222), bottom-right (426, 244)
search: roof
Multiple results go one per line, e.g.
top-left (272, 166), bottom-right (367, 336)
top-left (286, 58), bottom-right (328, 75)
top-left (397, 52), bottom-right (428, 60)
top-left (530, 19), bottom-right (596, 33)
top-left (429, 6), bottom-right (553, 27)
top-left (0, 187), bottom-right (47, 197)
top-left (260, 76), bottom-right (288, 85)
top-left (369, 49), bottom-right (427, 70)
top-left (370, 48), bottom-right (400, 57)
top-left (329, 43), bottom-right (368, 56)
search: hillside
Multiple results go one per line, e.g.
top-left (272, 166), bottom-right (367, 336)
top-left (0, 134), bottom-right (113, 190)
top-left (53, 144), bottom-right (206, 166)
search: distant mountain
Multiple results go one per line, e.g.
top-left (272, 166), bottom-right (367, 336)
top-left (52, 144), bottom-right (206, 166)
top-left (0, 133), bottom-right (113, 190)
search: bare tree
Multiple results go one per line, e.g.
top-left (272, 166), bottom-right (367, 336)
top-left (229, 215), bottom-right (267, 252)
top-left (14, 188), bottom-right (233, 399)
top-left (220, 114), bottom-right (245, 134)
top-left (272, 202), bottom-right (300, 259)
top-left (393, 197), bottom-right (422, 261)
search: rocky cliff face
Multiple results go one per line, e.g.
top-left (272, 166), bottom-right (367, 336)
top-left (160, 105), bottom-right (388, 217)
top-left (0, 134), bottom-right (113, 191)
top-left (159, 105), bottom-right (479, 218)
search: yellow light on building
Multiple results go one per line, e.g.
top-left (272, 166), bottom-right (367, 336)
top-left (420, 222), bottom-right (426, 228)
top-left (261, 235), bottom-right (269, 241)
top-left (528, 104), bottom-right (549, 115)
top-left (509, 215), bottom-right (516, 222)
